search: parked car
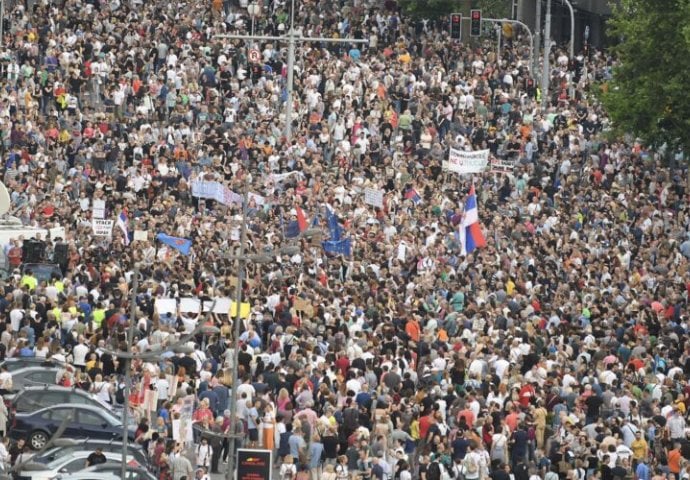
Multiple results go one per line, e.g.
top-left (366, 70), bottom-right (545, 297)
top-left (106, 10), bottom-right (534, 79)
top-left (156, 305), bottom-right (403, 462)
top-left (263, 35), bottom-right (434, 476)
top-left (56, 464), bottom-right (156, 480)
top-left (9, 404), bottom-right (136, 450)
top-left (0, 357), bottom-right (65, 373)
top-left (14, 450), bottom-right (137, 480)
top-left (9, 386), bottom-right (113, 416)
top-left (28, 438), bottom-right (149, 469)
top-left (20, 263), bottom-right (63, 284)
top-left (6, 366), bottom-right (62, 392)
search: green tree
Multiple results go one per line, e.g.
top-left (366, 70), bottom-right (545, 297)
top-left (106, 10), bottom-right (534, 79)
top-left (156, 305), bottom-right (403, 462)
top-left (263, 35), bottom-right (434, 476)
top-left (397, 0), bottom-right (511, 20)
top-left (601, 0), bottom-right (690, 162)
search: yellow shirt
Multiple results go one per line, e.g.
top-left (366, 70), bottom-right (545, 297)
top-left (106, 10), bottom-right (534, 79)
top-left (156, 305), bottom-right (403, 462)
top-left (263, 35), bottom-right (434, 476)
top-left (631, 438), bottom-right (648, 460)
top-left (410, 420), bottom-right (420, 440)
top-left (55, 280), bottom-right (64, 293)
top-left (92, 309), bottom-right (106, 327)
top-left (506, 279), bottom-right (516, 295)
top-left (21, 275), bottom-right (37, 291)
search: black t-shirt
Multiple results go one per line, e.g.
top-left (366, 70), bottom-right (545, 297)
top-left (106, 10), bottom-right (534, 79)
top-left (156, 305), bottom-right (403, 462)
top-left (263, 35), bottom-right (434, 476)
top-left (87, 451), bottom-right (107, 466)
top-left (322, 434), bottom-right (338, 459)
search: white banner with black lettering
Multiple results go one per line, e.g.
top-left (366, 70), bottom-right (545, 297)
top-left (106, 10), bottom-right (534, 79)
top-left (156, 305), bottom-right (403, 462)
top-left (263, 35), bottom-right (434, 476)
top-left (443, 148), bottom-right (490, 174)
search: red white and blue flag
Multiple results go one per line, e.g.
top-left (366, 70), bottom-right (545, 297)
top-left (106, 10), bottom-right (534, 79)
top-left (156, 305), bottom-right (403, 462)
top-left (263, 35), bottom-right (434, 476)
top-left (459, 185), bottom-right (486, 255)
top-left (117, 210), bottom-right (130, 246)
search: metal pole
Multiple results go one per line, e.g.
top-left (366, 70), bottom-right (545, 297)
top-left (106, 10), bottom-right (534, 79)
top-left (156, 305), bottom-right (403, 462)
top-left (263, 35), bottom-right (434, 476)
top-left (535, 0), bottom-right (542, 77)
top-left (541, 0), bottom-right (551, 109)
top-left (226, 167), bottom-right (250, 480)
top-left (563, 0), bottom-right (575, 59)
top-left (285, 0), bottom-right (296, 141)
top-left (496, 25), bottom-right (501, 66)
top-left (121, 265), bottom-right (139, 480)
top-left (482, 19), bottom-right (534, 75)
top-left (0, 0), bottom-right (4, 47)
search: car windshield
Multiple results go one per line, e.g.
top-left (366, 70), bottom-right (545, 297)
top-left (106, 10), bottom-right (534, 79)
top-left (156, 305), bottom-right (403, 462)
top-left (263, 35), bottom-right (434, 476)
top-left (98, 408), bottom-right (122, 427)
top-left (45, 453), bottom-right (77, 469)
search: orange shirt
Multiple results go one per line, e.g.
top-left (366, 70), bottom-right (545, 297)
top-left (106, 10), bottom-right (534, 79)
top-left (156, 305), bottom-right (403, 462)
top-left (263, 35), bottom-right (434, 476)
top-left (405, 320), bottom-right (420, 343)
top-left (668, 448), bottom-right (681, 473)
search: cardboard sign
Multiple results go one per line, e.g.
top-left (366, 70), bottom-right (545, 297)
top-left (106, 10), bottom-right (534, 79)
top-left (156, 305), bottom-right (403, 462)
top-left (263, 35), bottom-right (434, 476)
top-left (92, 199), bottom-right (106, 219)
top-left (155, 299), bottom-right (177, 315)
top-left (364, 187), bottom-right (384, 208)
top-left (92, 219), bottom-right (113, 237)
top-left (293, 297), bottom-right (314, 317)
top-left (133, 230), bottom-right (148, 242)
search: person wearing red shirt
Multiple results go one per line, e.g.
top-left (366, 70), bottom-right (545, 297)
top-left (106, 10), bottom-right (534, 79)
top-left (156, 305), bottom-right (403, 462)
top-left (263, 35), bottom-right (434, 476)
top-left (335, 352), bottom-right (350, 377)
top-left (519, 382), bottom-right (537, 408)
top-left (419, 412), bottom-right (435, 440)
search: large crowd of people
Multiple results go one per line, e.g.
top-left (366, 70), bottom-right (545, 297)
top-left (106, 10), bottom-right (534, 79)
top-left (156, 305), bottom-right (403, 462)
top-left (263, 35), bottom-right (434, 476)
top-left (0, 0), bottom-right (688, 479)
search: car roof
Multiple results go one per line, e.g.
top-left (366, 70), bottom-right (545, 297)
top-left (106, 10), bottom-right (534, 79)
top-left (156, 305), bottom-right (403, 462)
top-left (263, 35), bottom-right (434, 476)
top-left (12, 365), bottom-right (62, 374)
top-left (2, 357), bottom-right (65, 365)
top-left (19, 403), bottom-right (110, 416)
top-left (18, 385), bottom-right (90, 393)
top-left (59, 473), bottom-right (121, 480)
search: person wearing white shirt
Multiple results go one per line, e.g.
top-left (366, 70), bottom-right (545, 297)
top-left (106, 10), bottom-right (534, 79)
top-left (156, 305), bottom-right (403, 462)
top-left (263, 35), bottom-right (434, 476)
top-left (72, 337), bottom-right (90, 368)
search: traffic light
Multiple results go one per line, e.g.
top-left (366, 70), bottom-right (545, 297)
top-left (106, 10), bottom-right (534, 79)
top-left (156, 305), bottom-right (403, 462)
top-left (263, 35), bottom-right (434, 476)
top-left (450, 13), bottom-right (462, 40)
top-left (470, 9), bottom-right (482, 37)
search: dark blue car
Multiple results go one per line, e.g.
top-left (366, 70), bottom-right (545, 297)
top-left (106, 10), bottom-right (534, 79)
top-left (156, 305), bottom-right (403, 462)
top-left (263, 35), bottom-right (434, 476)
top-left (10, 404), bottom-right (136, 450)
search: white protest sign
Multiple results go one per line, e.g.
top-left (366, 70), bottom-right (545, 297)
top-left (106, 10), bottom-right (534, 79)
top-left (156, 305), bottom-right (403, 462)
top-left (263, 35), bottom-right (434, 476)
top-left (133, 230), bottom-right (148, 242)
top-left (203, 297), bottom-right (232, 313)
top-left (248, 192), bottom-right (266, 206)
top-left (92, 219), bottom-right (113, 237)
top-left (179, 297), bottom-right (201, 313)
top-left (92, 199), bottom-right (106, 219)
top-left (363, 187), bottom-right (384, 208)
top-left (443, 148), bottom-right (490, 174)
top-left (490, 158), bottom-right (516, 173)
top-left (155, 298), bottom-right (177, 315)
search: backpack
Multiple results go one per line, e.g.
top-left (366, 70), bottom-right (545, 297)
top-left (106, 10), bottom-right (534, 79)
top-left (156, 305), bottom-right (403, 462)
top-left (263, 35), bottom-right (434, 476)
top-left (428, 461), bottom-right (442, 480)
top-left (115, 384), bottom-right (125, 404)
top-left (464, 455), bottom-right (478, 475)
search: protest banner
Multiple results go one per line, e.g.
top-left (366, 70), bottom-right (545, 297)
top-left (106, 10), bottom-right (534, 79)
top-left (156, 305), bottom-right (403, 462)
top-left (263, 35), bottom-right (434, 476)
top-left (443, 148), bottom-right (490, 174)
top-left (155, 298), bottom-right (177, 315)
top-left (92, 219), bottom-right (113, 237)
top-left (293, 297), bottom-right (314, 316)
top-left (363, 187), bottom-right (384, 208)
top-left (92, 199), bottom-right (106, 219)
top-left (490, 158), bottom-right (516, 173)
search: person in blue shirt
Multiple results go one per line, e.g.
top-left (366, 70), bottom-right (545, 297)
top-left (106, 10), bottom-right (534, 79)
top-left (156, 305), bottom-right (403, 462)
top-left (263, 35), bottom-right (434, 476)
top-left (635, 459), bottom-right (650, 480)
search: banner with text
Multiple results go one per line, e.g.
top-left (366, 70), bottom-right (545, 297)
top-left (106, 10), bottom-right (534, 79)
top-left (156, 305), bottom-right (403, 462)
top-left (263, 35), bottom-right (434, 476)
top-left (443, 148), bottom-right (490, 174)
top-left (191, 180), bottom-right (243, 207)
top-left (92, 219), bottom-right (113, 237)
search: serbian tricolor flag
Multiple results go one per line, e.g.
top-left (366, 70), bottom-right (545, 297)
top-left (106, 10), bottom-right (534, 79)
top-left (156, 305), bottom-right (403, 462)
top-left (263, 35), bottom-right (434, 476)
top-left (296, 206), bottom-right (307, 232)
top-left (459, 185), bottom-right (486, 255)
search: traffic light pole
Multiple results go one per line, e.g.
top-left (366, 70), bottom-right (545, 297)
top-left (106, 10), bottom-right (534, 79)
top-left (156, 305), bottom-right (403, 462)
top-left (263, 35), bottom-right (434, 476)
top-left (481, 18), bottom-right (534, 76)
top-left (217, 0), bottom-right (366, 143)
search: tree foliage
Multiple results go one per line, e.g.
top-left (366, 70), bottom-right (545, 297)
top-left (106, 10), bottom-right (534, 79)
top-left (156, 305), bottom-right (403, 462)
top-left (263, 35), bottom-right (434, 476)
top-left (601, 0), bottom-right (690, 150)
top-left (397, 0), bottom-right (511, 20)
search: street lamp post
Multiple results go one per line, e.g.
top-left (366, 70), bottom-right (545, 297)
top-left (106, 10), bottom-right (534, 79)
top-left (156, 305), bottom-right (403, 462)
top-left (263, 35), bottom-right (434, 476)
top-left (120, 264), bottom-right (139, 480)
top-left (562, 0), bottom-right (575, 59)
top-left (541, 0), bottom-right (552, 109)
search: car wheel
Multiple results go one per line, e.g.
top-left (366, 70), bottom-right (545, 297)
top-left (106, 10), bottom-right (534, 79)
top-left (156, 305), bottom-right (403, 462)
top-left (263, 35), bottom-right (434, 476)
top-left (29, 430), bottom-right (48, 450)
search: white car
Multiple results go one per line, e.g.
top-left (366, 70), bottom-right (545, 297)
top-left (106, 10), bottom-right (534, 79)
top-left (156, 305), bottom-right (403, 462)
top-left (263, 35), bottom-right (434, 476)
top-left (15, 451), bottom-right (136, 480)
